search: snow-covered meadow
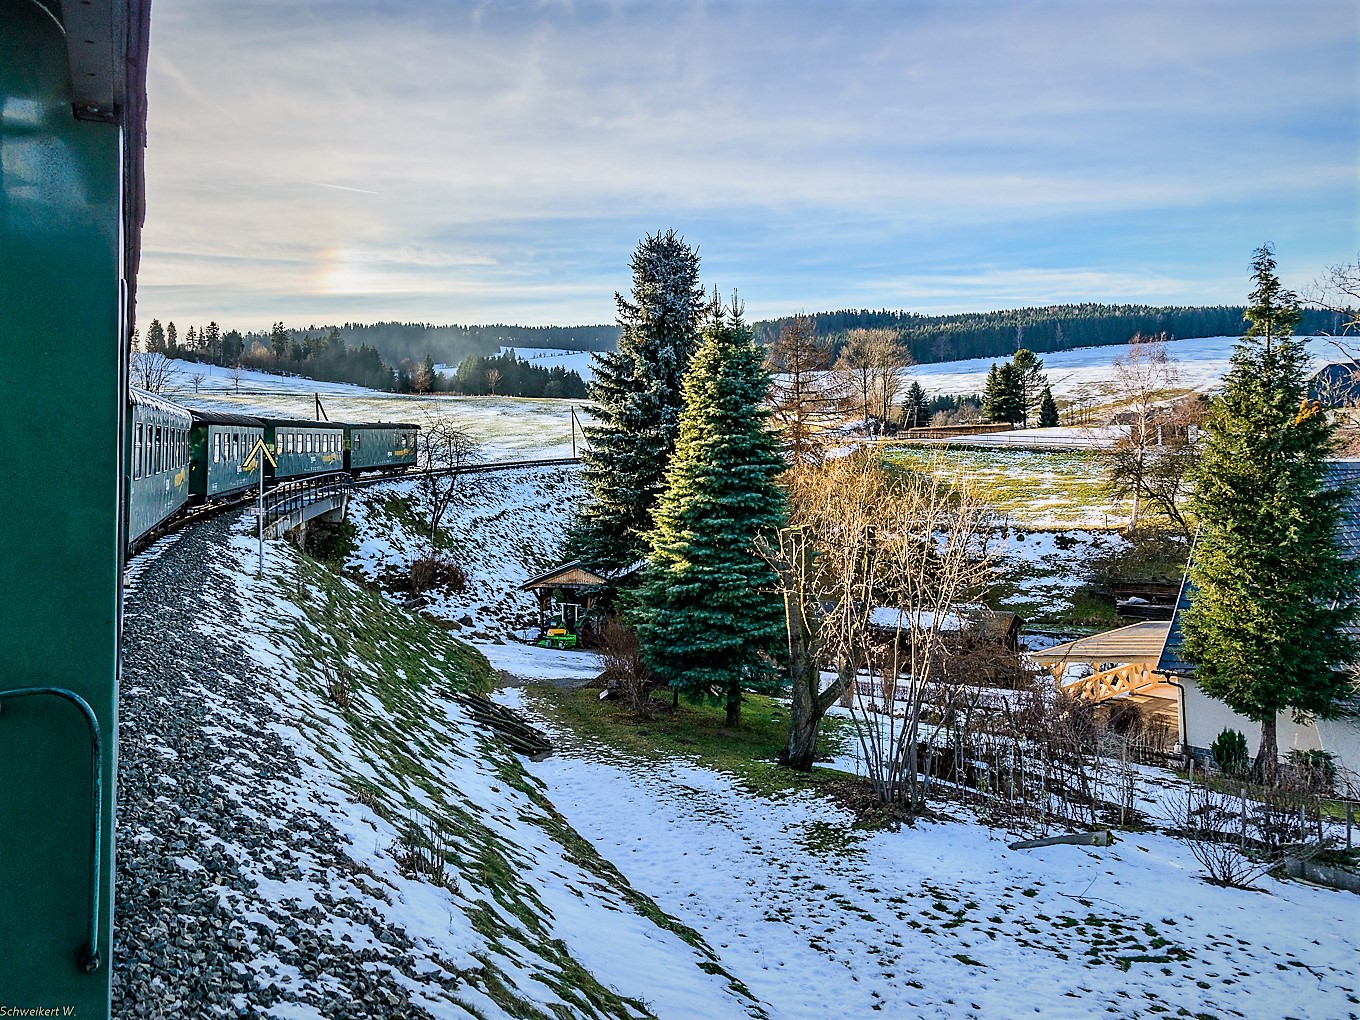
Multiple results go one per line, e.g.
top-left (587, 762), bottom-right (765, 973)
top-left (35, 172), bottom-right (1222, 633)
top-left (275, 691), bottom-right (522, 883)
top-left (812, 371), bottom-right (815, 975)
top-left (492, 674), bottom-right (1360, 1020)
top-left (906, 334), bottom-right (1346, 405)
top-left (332, 459), bottom-right (1359, 1019)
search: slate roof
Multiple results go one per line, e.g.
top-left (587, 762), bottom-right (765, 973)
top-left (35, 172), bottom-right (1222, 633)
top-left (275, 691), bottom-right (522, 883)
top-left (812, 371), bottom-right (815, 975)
top-left (1309, 363), bottom-right (1360, 407)
top-left (1158, 460), bottom-right (1360, 676)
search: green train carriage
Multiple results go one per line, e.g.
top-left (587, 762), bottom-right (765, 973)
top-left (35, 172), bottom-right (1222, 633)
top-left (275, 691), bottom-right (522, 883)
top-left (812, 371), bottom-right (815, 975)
top-left (189, 409), bottom-right (266, 500)
top-left (1, 0), bottom-right (150, 1011)
top-left (127, 387), bottom-right (192, 543)
top-left (262, 419), bottom-right (348, 480)
top-left (345, 422), bottom-right (420, 474)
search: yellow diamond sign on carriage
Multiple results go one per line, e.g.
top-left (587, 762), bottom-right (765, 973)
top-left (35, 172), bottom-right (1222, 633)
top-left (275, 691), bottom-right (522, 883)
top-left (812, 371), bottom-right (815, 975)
top-left (242, 436), bottom-right (277, 473)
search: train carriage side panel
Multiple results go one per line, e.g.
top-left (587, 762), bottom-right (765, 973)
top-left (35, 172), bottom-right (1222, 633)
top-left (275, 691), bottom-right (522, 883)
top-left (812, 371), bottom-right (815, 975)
top-left (263, 419), bottom-right (347, 480)
top-left (0, 2), bottom-right (151, 1010)
top-left (127, 388), bottom-right (192, 543)
top-left (346, 422), bottom-right (420, 473)
top-left (189, 410), bottom-right (265, 499)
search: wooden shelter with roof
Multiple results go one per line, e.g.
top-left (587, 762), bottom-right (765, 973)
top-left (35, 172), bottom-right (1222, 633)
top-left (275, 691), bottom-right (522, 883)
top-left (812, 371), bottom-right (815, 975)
top-left (519, 560), bottom-right (609, 638)
top-left (1033, 620), bottom-right (1180, 730)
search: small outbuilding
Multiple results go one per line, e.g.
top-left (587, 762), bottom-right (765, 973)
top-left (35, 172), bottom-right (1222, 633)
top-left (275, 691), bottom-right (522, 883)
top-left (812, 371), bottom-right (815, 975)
top-left (518, 558), bottom-right (646, 644)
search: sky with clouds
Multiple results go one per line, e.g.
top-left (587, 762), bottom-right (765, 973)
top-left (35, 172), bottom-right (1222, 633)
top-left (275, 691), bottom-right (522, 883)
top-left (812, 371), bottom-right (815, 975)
top-left (138, 0), bottom-right (1358, 331)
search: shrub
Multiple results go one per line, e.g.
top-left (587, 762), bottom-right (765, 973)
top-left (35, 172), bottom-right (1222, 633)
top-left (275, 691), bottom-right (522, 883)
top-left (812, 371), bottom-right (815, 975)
top-left (1210, 728), bottom-right (1249, 778)
top-left (597, 618), bottom-right (655, 718)
top-left (408, 553), bottom-right (468, 596)
top-left (392, 810), bottom-right (457, 891)
top-left (1287, 749), bottom-right (1338, 797)
top-left (1175, 781), bottom-right (1273, 889)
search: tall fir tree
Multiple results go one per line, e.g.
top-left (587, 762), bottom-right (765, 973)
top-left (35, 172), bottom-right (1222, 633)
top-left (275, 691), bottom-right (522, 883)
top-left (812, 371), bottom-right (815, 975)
top-left (145, 318), bottom-right (166, 354)
top-left (635, 299), bottom-right (788, 727)
top-left (900, 380), bottom-right (928, 429)
top-left (1037, 386), bottom-right (1060, 428)
top-left (1011, 348), bottom-right (1049, 427)
top-left (982, 361), bottom-right (1023, 423)
top-left (570, 230), bottom-right (706, 573)
top-left (1180, 246), bottom-right (1359, 782)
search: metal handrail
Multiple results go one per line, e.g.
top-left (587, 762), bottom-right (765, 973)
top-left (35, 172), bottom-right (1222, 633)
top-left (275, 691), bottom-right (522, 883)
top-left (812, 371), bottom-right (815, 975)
top-left (0, 687), bottom-right (103, 973)
top-left (262, 472), bottom-right (353, 530)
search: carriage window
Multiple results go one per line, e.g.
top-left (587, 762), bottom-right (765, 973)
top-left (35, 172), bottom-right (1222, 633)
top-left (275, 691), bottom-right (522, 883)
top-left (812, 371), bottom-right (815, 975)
top-left (354, 432), bottom-right (361, 450)
top-left (133, 422), bottom-right (142, 478)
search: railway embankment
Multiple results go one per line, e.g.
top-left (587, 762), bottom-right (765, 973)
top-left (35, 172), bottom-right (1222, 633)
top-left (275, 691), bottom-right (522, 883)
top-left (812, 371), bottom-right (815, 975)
top-left (115, 510), bottom-right (760, 1020)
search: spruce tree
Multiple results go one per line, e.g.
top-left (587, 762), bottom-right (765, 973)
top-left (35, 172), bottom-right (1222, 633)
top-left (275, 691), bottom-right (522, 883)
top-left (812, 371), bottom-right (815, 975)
top-left (570, 231), bottom-right (705, 573)
top-left (1012, 348), bottom-right (1049, 426)
top-left (983, 362), bottom-right (1023, 423)
top-left (635, 299), bottom-right (788, 727)
top-left (981, 364), bottom-right (1003, 421)
top-left (1038, 386), bottom-right (1060, 428)
top-left (1180, 246), bottom-right (1359, 782)
top-left (145, 318), bottom-right (166, 354)
top-left (901, 380), bottom-right (928, 429)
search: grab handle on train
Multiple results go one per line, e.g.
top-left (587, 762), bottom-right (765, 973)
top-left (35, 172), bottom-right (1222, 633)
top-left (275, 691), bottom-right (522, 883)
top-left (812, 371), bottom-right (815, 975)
top-left (0, 686), bottom-right (104, 973)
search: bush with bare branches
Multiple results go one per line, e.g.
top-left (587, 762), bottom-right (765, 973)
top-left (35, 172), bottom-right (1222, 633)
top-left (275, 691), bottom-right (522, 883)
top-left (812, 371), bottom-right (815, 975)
top-left (597, 618), bottom-right (655, 717)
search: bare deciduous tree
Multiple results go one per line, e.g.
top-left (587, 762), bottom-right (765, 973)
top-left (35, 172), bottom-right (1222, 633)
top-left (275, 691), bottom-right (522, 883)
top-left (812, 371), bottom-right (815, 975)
top-left (843, 466), bottom-right (997, 813)
top-left (834, 328), bottom-right (910, 430)
top-left (764, 315), bottom-right (837, 464)
top-left (761, 455), bottom-right (998, 810)
top-left (1104, 333), bottom-right (1184, 534)
top-left (416, 419), bottom-right (481, 545)
top-left (130, 350), bottom-right (179, 393)
top-left (1307, 253), bottom-right (1360, 336)
top-left (757, 455), bottom-right (887, 770)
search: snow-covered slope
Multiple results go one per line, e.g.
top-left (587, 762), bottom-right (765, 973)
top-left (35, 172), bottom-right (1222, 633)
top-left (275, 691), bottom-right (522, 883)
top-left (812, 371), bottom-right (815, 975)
top-left (499, 346), bottom-right (598, 383)
top-left (507, 688), bottom-right (1360, 1020)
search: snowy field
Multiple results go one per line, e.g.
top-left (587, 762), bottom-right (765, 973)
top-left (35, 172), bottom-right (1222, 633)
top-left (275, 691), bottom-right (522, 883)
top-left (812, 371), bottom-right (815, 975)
top-left (503, 686), bottom-right (1359, 1020)
top-left (332, 461), bottom-right (1354, 1020)
top-left (906, 334), bottom-right (1345, 404)
top-left (499, 346), bottom-right (598, 382)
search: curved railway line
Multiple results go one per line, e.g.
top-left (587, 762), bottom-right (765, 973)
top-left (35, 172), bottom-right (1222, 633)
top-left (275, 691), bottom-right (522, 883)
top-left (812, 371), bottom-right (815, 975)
top-left (128, 455), bottom-right (582, 560)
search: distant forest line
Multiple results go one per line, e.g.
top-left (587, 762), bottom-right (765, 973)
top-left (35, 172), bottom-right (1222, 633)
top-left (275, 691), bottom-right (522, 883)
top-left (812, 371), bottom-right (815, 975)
top-left (155, 303), bottom-right (1353, 394)
top-left (312, 303), bottom-right (1352, 370)
top-left (750, 304), bottom-right (1351, 365)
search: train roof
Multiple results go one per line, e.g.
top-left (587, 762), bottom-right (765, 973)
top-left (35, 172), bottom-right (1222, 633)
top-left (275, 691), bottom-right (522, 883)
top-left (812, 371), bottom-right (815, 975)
top-left (188, 409), bottom-right (266, 428)
top-left (259, 418), bottom-right (348, 430)
top-left (345, 421), bottom-right (422, 430)
top-left (129, 387), bottom-right (193, 422)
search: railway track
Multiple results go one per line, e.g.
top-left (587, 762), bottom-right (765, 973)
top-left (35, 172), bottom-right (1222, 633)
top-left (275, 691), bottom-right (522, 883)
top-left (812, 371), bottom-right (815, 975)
top-left (351, 455), bottom-right (581, 486)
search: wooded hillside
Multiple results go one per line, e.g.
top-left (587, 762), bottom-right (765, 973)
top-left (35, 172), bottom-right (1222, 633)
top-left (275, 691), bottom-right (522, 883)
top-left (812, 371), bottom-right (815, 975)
top-left (750, 304), bottom-right (1350, 365)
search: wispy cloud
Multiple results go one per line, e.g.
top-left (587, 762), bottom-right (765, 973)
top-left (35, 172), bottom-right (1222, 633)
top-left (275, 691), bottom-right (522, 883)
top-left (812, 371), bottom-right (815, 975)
top-left (139, 0), bottom-right (1359, 329)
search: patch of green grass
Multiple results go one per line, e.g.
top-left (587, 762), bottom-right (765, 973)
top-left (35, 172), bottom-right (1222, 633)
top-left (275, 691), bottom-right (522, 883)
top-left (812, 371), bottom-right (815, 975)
top-left (885, 447), bottom-right (1126, 525)
top-left (526, 685), bottom-right (857, 800)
